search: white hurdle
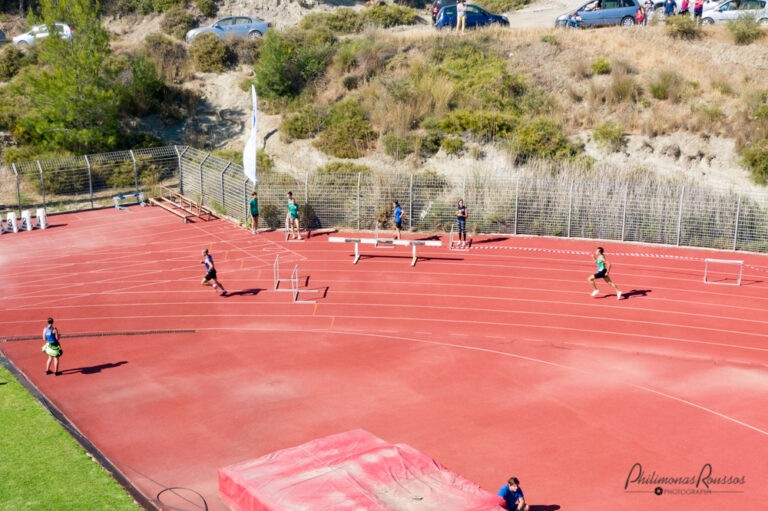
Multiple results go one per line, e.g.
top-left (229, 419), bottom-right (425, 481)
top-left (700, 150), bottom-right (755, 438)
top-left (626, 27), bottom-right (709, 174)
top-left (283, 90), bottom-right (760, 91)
top-left (273, 254), bottom-right (295, 292)
top-left (20, 210), bottom-right (33, 231)
top-left (448, 224), bottom-right (469, 251)
top-left (113, 192), bottom-right (146, 210)
top-left (36, 208), bottom-right (48, 229)
top-left (4, 212), bottom-right (18, 233)
top-left (329, 236), bottom-right (442, 267)
top-left (373, 223), bottom-right (395, 249)
top-left (704, 258), bottom-right (744, 286)
top-left (290, 265), bottom-right (317, 304)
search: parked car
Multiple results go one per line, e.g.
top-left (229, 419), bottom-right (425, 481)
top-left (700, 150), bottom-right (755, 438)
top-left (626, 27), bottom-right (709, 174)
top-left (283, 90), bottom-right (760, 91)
top-left (434, 4), bottom-right (509, 29)
top-left (701, 0), bottom-right (768, 24)
top-left (0, 31), bottom-right (7, 44)
top-left (431, 0), bottom-right (455, 23)
top-left (556, 0), bottom-right (640, 26)
top-left (185, 16), bottom-right (272, 43)
top-left (12, 23), bottom-right (74, 45)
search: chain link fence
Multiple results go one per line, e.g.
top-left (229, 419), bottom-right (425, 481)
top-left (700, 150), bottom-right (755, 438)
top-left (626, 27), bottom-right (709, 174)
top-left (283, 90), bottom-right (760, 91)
top-left (2, 145), bottom-right (767, 253)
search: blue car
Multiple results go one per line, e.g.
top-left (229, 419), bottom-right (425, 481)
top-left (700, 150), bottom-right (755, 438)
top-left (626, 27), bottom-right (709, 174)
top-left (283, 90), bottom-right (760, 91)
top-left (555, 0), bottom-right (640, 27)
top-left (185, 16), bottom-right (272, 43)
top-left (435, 4), bottom-right (510, 29)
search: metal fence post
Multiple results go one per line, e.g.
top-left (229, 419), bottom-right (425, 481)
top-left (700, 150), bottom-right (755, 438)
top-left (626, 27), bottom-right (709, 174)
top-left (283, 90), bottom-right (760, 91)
top-left (129, 150), bottom-right (139, 193)
top-left (304, 172), bottom-right (309, 225)
top-left (676, 185), bottom-right (685, 246)
top-left (174, 146), bottom-right (184, 194)
top-left (36, 160), bottom-right (46, 210)
top-left (220, 162), bottom-right (231, 213)
top-left (567, 179), bottom-right (573, 238)
top-left (621, 186), bottom-right (628, 242)
top-left (356, 173), bottom-right (361, 231)
top-left (733, 195), bottom-right (742, 251)
top-left (199, 153), bottom-right (209, 204)
top-left (409, 174), bottom-right (413, 231)
top-left (514, 176), bottom-right (519, 236)
top-left (85, 155), bottom-right (94, 209)
top-left (12, 163), bottom-right (22, 216)
top-left (243, 179), bottom-right (250, 224)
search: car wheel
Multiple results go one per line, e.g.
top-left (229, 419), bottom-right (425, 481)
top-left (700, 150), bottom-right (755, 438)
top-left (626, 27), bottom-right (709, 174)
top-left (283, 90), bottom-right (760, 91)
top-left (758, 17), bottom-right (768, 25)
top-left (15, 40), bottom-right (29, 45)
top-left (621, 16), bottom-right (635, 26)
top-left (248, 31), bottom-right (263, 39)
top-left (701, 17), bottom-right (714, 25)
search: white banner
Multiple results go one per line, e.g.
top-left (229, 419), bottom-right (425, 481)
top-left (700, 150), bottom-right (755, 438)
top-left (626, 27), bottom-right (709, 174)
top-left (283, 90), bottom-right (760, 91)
top-left (243, 85), bottom-right (259, 185)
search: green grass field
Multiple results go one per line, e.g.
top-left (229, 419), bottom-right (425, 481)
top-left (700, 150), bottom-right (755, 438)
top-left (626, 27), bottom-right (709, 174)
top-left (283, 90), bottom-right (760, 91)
top-left (0, 363), bottom-right (141, 511)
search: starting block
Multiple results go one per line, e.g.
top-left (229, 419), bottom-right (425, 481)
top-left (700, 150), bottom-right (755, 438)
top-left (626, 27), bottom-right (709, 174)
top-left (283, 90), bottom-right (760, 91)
top-left (4, 212), bottom-right (18, 233)
top-left (329, 236), bottom-right (442, 267)
top-left (114, 192), bottom-right (146, 210)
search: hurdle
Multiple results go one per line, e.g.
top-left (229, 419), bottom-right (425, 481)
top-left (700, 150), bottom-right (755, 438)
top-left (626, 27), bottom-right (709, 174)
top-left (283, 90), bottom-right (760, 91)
top-left (704, 258), bottom-right (743, 286)
top-left (4, 212), bottom-right (18, 233)
top-left (113, 192), bottom-right (146, 210)
top-left (448, 224), bottom-right (469, 251)
top-left (329, 236), bottom-right (442, 267)
top-left (284, 217), bottom-right (306, 242)
top-left (373, 223), bottom-right (395, 249)
top-left (290, 265), bottom-right (317, 304)
top-left (35, 208), bottom-right (47, 229)
top-left (273, 254), bottom-right (295, 292)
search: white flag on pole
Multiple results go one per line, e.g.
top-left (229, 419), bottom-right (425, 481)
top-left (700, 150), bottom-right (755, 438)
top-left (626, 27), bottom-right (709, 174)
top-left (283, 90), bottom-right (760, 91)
top-left (243, 85), bottom-right (259, 185)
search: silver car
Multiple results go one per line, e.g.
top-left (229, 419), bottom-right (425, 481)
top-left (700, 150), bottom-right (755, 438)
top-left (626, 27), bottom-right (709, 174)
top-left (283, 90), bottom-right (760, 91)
top-left (185, 16), bottom-right (272, 43)
top-left (12, 22), bottom-right (74, 45)
top-left (701, 0), bottom-right (768, 24)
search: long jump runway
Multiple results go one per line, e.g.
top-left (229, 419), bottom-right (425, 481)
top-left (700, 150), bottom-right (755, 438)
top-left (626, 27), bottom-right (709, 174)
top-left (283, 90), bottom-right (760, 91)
top-left (1, 206), bottom-right (767, 511)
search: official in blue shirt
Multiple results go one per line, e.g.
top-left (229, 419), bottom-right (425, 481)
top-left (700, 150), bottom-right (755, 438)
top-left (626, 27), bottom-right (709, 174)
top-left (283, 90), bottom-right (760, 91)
top-left (498, 477), bottom-right (529, 510)
top-left (392, 201), bottom-right (404, 240)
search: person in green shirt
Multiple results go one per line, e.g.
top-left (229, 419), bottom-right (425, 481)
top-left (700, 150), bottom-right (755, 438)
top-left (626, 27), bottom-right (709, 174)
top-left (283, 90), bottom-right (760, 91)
top-left (588, 246), bottom-right (621, 299)
top-left (288, 197), bottom-right (302, 240)
top-left (248, 191), bottom-right (259, 234)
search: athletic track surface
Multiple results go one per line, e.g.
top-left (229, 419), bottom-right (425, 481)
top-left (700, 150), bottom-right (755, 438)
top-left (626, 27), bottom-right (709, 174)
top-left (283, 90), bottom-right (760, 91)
top-left (1, 207), bottom-right (767, 511)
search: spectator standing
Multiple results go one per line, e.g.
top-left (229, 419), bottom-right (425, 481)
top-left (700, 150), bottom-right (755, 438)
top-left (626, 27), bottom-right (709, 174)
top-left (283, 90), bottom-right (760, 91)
top-left (693, 0), bottom-right (705, 22)
top-left (457, 0), bottom-right (468, 32)
top-left (664, 0), bottom-right (677, 16)
top-left (249, 191), bottom-right (259, 234)
top-left (42, 317), bottom-right (62, 376)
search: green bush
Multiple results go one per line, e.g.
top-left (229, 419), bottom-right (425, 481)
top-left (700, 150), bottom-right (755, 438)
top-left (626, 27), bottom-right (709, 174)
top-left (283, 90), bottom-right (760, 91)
top-left (151, 0), bottom-right (182, 12)
top-left (0, 45), bottom-right (28, 81)
top-left (361, 5), bottom-right (419, 28)
top-left (740, 140), bottom-right (768, 184)
top-left (540, 34), bottom-right (558, 45)
top-left (189, 33), bottom-right (229, 73)
top-left (142, 33), bottom-right (188, 82)
top-left (591, 57), bottom-right (611, 75)
top-left (160, 7), bottom-right (195, 40)
top-left (438, 109), bottom-right (519, 141)
top-left (314, 99), bottom-right (375, 158)
top-left (196, 0), bottom-right (218, 17)
top-left (513, 117), bottom-right (578, 162)
top-left (281, 107), bottom-right (327, 140)
top-left (227, 38), bottom-right (262, 66)
top-left (420, 128), bottom-right (444, 157)
top-left (441, 136), bottom-right (464, 156)
top-left (665, 15), bottom-right (701, 40)
top-left (726, 15), bottom-right (765, 45)
top-left (610, 75), bottom-right (641, 103)
top-left (317, 161), bottom-right (372, 174)
top-left (123, 54), bottom-right (166, 117)
top-left (649, 70), bottom-right (683, 101)
top-left (593, 121), bottom-right (624, 152)
top-left (480, 0), bottom-right (530, 12)
top-left (711, 78), bottom-right (733, 95)
top-left (382, 133), bottom-right (414, 160)
top-left (300, 9), bottom-right (363, 34)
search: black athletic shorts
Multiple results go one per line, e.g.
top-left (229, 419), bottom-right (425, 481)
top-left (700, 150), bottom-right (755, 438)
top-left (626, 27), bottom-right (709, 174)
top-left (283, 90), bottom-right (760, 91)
top-left (205, 268), bottom-right (217, 281)
top-left (593, 269), bottom-right (607, 279)
top-left (395, 220), bottom-right (403, 229)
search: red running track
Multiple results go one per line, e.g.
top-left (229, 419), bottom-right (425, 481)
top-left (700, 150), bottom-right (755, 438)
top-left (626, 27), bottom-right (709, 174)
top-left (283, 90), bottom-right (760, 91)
top-left (1, 206), bottom-right (767, 511)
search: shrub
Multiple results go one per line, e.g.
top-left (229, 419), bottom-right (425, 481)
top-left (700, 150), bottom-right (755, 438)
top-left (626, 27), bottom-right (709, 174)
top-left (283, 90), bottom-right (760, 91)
top-left (361, 5), bottom-right (419, 28)
top-left (441, 136), bottom-right (464, 156)
top-left (711, 78), bottom-right (733, 95)
top-left (281, 107), bottom-right (327, 140)
top-left (649, 70), bottom-right (683, 101)
top-left (591, 57), bottom-right (611, 75)
top-left (480, 0), bottom-right (530, 12)
top-left (609, 75), bottom-right (641, 103)
top-left (227, 38), bottom-right (262, 66)
top-left (437, 109), bottom-right (518, 141)
top-left (665, 15), bottom-right (701, 40)
top-left (317, 161), bottom-right (372, 174)
top-left (513, 117), bottom-right (578, 162)
top-left (160, 7), bottom-right (195, 40)
top-left (420, 127), bottom-right (444, 157)
top-left (740, 140), bottom-right (768, 184)
top-left (540, 34), bottom-right (558, 45)
top-left (143, 33), bottom-right (189, 82)
top-left (189, 33), bottom-right (229, 73)
top-left (151, 0), bottom-right (182, 12)
top-left (726, 15), bottom-right (765, 45)
top-left (382, 133), bottom-right (414, 160)
top-left (593, 121), bottom-right (624, 153)
top-left (695, 105), bottom-right (725, 130)
top-left (196, 0), bottom-right (218, 17)
top-left (314, 99), bottom-right (375, 158)
top-left (0, 45), bottom-right (27, 81)
top-left (300, 9), bottom-right (363, 34)
top-left (123, 54), bottom-right (166, 117)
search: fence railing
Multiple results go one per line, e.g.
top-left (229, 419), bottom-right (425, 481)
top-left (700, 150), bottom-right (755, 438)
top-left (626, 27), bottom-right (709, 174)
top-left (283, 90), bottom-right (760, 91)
top-left (2, 145), bottom-right (766, 253)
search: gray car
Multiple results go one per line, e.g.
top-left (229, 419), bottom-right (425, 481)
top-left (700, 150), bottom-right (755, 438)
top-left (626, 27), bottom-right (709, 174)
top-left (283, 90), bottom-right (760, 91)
top-left (701, 0), bottom-right (768, 24)
top-left (556, 0), bottom-right (640, 26)
top-left (185, 16), bottom-right (272, 43)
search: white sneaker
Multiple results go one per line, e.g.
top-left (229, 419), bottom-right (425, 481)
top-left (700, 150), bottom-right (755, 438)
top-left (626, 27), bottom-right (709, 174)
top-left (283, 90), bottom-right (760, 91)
top-left (617, 291), bottom-right (622, 300)
top-left (591, 290), bottom-right (599, 297)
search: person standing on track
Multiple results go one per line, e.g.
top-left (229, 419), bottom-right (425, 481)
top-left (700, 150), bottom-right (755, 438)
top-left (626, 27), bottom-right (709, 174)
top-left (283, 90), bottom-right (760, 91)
top-left (42, 317), bottom-right (62, 376)
top-left (249, 191), bottom-right (259, 234)
top-left (392, 200), bottom-right (404, 240)
top-left (285, 191), bottom-right (293, 235)
top-left (201, 248), bottom-right (227, 296)
top-left (456, 199), bottom-right (468, 247)
top-left (588, 246), bottom-right (621, 299)
top-left (288, 197), bottom-right (302, 240)
top-left (498, 476), bottom-right (530, 511)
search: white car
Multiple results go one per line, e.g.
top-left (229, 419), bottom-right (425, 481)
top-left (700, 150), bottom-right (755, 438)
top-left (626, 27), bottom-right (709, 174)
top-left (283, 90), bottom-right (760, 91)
top-left (12, 23), bottom-right (74, 45)
top-left (701, 0), bottom-right (768, 24)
